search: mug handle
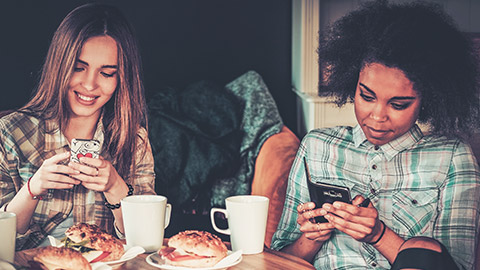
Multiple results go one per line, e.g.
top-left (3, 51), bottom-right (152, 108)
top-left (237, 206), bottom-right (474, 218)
top-left (164, 203), bottom-right (172, 228)
top-left (210, 208), bottom-right (230, 235)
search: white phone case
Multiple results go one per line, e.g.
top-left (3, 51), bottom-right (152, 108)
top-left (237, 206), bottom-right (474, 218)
top-left (70, 139), bottom-right (100, 163)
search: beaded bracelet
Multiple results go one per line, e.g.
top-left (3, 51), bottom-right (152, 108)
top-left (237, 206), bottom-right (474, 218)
top-left (27, 177), bottom-right (44, 200)
top-left (368, 220), bottom-right (386, 245)
top-left (104, 183), bottom-right (134, 209)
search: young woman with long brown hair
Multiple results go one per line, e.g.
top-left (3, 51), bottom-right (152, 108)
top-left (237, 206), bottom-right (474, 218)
top-left (0, 3), bottom-right (155, 250)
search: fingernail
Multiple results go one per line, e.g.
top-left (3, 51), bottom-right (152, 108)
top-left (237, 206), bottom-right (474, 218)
top-left (333, 202), bottom-right (341, 208)
top-left (323, 204), bottom-right (331, 211)
top-left (319, 209), bottom-right (327, 215)
top-left (325, 214), bottom-right (331, 220)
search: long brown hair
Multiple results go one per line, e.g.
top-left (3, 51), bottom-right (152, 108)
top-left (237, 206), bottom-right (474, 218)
top-left (21, 3), bottom-right (148, 179)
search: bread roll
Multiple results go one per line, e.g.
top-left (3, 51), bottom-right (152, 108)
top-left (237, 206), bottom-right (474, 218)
top-left (33, 246), bottom-right (91, 270)
top-left (65, 222), bottom-right (124, 261)
top-left (162, 230), bottom-right (228, 268)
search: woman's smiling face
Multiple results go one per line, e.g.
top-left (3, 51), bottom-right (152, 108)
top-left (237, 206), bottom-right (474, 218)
top-left (67, 35), bottom-right (118, 121)
top-left (354, 62), bottom-right (422, 146)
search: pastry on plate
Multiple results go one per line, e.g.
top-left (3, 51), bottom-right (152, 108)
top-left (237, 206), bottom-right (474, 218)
top-left (63, 222), bottom-right (124, 262)
top-left (159, 230), bottom-right (228, 268)
top-left (31, 246), bottom-right (91, 270)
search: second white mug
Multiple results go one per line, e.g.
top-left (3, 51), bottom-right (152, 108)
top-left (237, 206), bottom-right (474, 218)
top-left (121, 195), bottom-right (171, 253)
top-left (0, 212), bottom-right (16, 263)
top-left (210, 195), bottom-right (269, 254)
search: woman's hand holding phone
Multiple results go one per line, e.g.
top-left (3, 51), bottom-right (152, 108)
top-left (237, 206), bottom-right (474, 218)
top-left (302, 157), bottom-right (382, 243)
top-left (68, 155), bottom-right (122, 193)
top-left (296, 202), bottom-right (335, 242)
top-left (321, 195), bottom-right (383, 243)
top-left (68, 138), bottom-right (123, 193)
top-left (28, 152), bottom-right (81, 196)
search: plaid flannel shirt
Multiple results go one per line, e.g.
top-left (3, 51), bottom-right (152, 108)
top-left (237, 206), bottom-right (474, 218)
top-left (0, 112), bottom-right (155, 250)
top-left (271, 125), bottom-right (480, 270)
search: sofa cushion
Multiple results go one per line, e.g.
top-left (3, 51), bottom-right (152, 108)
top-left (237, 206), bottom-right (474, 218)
top-left (251, 125), bottom-right (300, 248)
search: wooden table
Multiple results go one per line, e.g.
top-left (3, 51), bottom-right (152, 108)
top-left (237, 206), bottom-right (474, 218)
top-left (15, 246), bottom-right (315, 270)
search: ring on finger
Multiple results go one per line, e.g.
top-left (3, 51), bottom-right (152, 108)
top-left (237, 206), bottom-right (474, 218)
top-left (298, 203), bottom-right (303, 213)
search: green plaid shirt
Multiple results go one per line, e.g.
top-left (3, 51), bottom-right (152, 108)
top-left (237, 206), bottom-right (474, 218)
top-left (0, 112), bottom-right (155, 250)
top-left (271, 125), bottom-right (480, 270)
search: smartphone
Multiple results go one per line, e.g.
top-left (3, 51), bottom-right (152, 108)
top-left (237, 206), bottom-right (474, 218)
top-left (303, 157), bottom-right (351, 223)
top-left (70, 139), bottom-right (100, 163)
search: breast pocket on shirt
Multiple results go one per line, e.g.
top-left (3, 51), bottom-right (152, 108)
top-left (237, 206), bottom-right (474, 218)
top-left (391, 189), bottom-right (439, 237)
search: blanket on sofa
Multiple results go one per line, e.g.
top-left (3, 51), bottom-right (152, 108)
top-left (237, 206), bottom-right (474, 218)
top-left (148, 71), bottom-right (283, 213)
top-left (210, 71), bottom-right (284, 207)
top-left (148, 80), bottom-right (242, 212)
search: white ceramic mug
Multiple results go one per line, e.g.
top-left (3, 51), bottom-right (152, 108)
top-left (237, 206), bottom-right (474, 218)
top-left (121, 195), bottom-right (171, 253)
top-left (210, 195), bottom-right (269, 254)
top-left (0, 212), bottom-right (16, 263)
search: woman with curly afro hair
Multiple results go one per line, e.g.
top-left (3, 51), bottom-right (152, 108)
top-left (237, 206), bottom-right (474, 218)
top-left (272, 1), bottom-right (480, 269)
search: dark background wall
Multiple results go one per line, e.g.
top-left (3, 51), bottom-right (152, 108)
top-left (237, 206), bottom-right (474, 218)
top-left (0, 0), bottom-right (295, 131)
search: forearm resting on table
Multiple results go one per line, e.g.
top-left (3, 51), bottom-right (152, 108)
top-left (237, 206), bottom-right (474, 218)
top-left (3, 185), bottom-right (40, 234)
top-left (280, 234), bottom-right (324, 263)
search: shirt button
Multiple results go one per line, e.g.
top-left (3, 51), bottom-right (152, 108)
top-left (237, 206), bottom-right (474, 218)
top-left (374, 145), bottom-right (380, 150)
top-left (371, 262), bottom-right (377, 267)
top-left (411, 199), bottom-right (418, 205)
top-left (370, 188), bottom-right (376, 194)
top-left (371, 164), bottom-right (377, 170)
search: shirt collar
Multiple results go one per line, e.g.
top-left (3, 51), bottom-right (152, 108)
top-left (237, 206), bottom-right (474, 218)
top-left (353, 124), bottom-right (424, 161)
top-left (44, 117), bottom-right (105, 152)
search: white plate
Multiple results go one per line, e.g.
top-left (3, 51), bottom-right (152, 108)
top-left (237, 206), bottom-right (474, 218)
top-left (102, 245), bottom-right (145, 266)
top-left (146, 250), bottom-right (242, 270)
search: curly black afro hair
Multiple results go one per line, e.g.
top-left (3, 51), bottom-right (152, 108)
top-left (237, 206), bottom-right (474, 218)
top-left (318, 0), bottom-right (480, 137)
